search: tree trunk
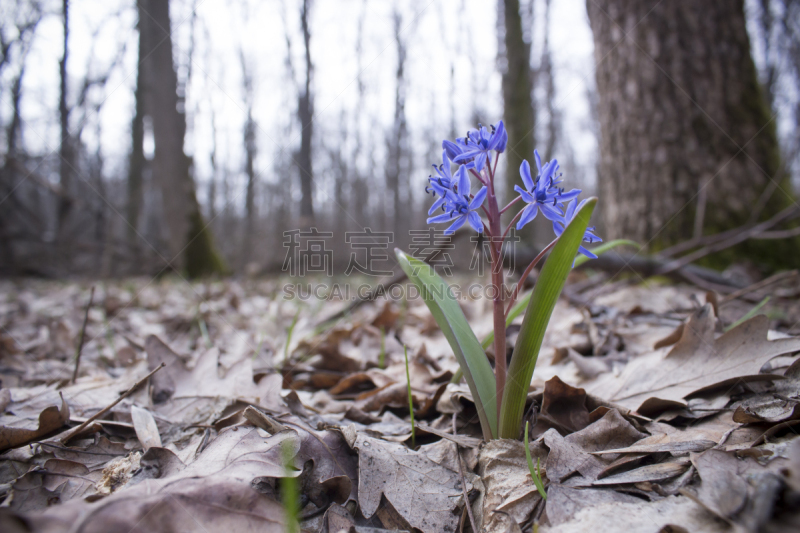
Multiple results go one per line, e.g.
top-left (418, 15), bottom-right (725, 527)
top-left (297, 0), bottom-right (314, 225)
top-left (126, 12), bottom-right (146, 262)
top-left (57, 0), bottom-right (74, 241)
top-left (140, 0), bottom-right (225, 277)
top-left (501, 0), bottom-right (535, 202)
top-left (386, 9), bottom-right (410, 238)
top-left (240, 50), bottom-right (257, 268)
top-left (587, 0), bottom-right (797, 269)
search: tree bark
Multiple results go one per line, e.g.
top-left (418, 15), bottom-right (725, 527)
top-left (57, 0), bottom-right (74, 241)
top-left (587, 0), bottom-right (797, 268)
top-left (386, 8), bottom-right (410, 237)
top-left (240, 50), bottom-right (257, 268)
top-left (140, 0), bottom-right (225, 277)
top-left (501, 0), bottom-right (535, 202)
top-left (126, 12), bottom-right (146, 261)
top-left (297, 0), bottom-right (314, 225)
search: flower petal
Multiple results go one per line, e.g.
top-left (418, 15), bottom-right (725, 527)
top-left (578, 245), bottom-right (597, 259)
top-left (540, 202), bottom-right (564, 221)
top-left (428, 196), bottom-right (446, 215)
top-left (443, 140), bottom-right (463, 161)
top-left (445, 216), bottom-right (467, 235)
top-left (519, 160), bottom-right (534, 191)
top-left (560, 189), bottom-right (581, 202)
top-left (469, 186), bottom-right (488, 210)
top-left (428, 212), bottom-right (457, 224)
top-left (474, 152), bottom-right (487, 172)
top-left (468, 211), bottom-right (483, 233)
top-left (516, 204), bottom-right (538, 230)
top-left (456, 165), bottom-right (470, 196)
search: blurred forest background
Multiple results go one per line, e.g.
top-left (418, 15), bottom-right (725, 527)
top-left (0, 0), bottom-right (799, 278)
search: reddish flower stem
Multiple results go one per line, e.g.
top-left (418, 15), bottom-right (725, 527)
top-left (485, 156), bottom-right (506, 427)
top-left (500, 196), bottom-right (522, 215)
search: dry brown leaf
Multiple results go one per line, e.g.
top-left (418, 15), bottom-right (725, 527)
top-left (589, 307), bottom-right (800, 416)
top-left (731, 363), bottom-right (800, 424)
top-left (539, 495), bottom-right (727, 533)
top-left (536, 376), bottom-right (591, 437)
top-left (351, 433), bottom-right (465, 533)
top-left (591, 440), bottom-right (716, 456)
top-left (145, 335), bottom-right (285, 426)
top-left (592, 460), bottom-right (691, 485)
top-left (478, 438), bottom-right (545, 533)
top-left (130, 405), bottom-right (161, 450)
top-left (544, 409), bottom-right (646, 483)
top-left (545, 485), bottom-right (641, 527)
top-left (50, 436), bottom-right (129, 471)
top-left (293, 424), bottom-right (359, 506)
top-left (11, 427), bottom-right (296, 532)
top-left (0, 394), bottom-right (69, 452)
top-left (689, 449), bottom-right (770, 520)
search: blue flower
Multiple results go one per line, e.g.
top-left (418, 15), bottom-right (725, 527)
top-left (553, 198), bottom-right (602, 259)
top-left (426, 165), bottom-right (487, 234)
top-left (452, 121), bottom-right (507, 172)
top-left (425, 150), bottom-right (456, 215)
top-left (515, 150), bottom-right (581, 230)
top-left (442, 139), bottom-right (466, 162)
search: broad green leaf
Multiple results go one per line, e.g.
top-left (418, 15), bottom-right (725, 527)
top-left (499, 198), bottom-right (597, 438)
top-left (396, 250), bottom-right (497, 439)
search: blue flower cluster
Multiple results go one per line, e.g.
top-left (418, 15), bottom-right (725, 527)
top-left (425, 120), bottom-right (601, 257)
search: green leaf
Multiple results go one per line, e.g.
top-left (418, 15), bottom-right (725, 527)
top-left (499, 198), bottom-right (597, 438)
top-left (395, 250), bottom-right (497, 440)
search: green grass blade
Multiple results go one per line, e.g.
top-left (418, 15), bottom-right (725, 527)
top-left (396, 249), bottom-right (497, 440)
top-left (499, 198), bottom-right (597, 438)
top-left (724, 296), bottom-right (770, 332)
top-left (525, 421), bottom-right (547, 499)
top-left (280, 439), bottom-right (300, 533)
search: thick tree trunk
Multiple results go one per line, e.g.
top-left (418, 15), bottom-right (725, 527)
top-left (587, 0), bottom-right (796, 268)
top-left (501, 0), bottom-right (535, 202)
top-left (140, 0), bottom-right (224, 277)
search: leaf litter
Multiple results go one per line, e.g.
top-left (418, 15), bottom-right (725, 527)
top-left (0, 276), bottom-right (799, 532)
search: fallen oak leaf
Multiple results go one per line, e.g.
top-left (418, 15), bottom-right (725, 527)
top-left (351, 433), bottom-right (465, 533)
top-left (0, 393), bottom-right (69, 452)
top-left (591, 440), bottom-right (716, 456)
top-left (9, 427), bottom-right (298, 532)
top-left (591, 307), bottom-right (800, 416)
top-left (591, 460), bottom-right (691, 485)
top-left (545, 485), bottom-right (642, 527)
top-left (478, 438), bottom-right (546, 533)
top-left (544, 409), bottom-right (646, 483)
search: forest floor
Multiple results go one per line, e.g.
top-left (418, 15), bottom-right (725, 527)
top-left (1, 270), bottom-right (800, 532)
